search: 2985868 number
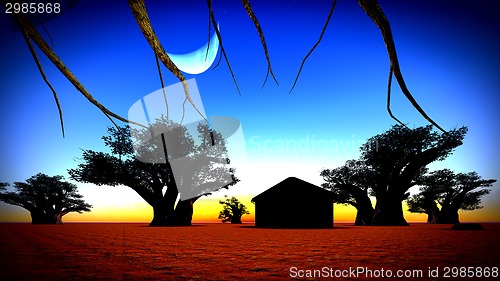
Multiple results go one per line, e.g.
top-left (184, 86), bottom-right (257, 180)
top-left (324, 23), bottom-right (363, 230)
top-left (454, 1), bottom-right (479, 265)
top-left (5, 2), bottom-right (61, 14)
top-left (443, 267), bottom-right (498, 278)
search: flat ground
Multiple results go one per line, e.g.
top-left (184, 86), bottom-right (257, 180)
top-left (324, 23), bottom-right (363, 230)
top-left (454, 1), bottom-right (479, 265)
top-left (0, 223), bottom-right (498, 280)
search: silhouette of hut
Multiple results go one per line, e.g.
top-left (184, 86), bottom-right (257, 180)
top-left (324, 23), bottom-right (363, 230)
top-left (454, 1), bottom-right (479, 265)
top-left (251, 177), bottom-right (334, 228)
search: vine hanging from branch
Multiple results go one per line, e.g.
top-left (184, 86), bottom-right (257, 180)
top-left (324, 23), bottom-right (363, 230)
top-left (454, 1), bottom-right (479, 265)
top-left (288, 0), bottom-right (445, 132)
top-left (128, 0), bottom-right (207, 123)
top-left (290, 0), bottom-right (337, 94)
top-left (10, 3), bottom-right (146, 136)
top-left (206, 0), bottom-right (241, 95)
top-left (241, 0), bottom-right (279, 88)
top-left (357, 0), bottom-right (445, 132)
top-left (11, 0), bottom-right (446, 136)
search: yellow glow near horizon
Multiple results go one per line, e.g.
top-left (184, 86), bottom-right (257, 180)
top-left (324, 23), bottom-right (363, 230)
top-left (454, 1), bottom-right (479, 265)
top-left (0, 162), bottom-right (475, 224)
top-left (3, 196), bottom-right (499, 224)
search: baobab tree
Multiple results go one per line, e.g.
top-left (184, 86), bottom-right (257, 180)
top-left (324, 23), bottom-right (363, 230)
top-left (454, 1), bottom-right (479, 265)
top-left (362, 125), bottom-right (467, 225)
top-left (322, 125), bottom-right (467, 226)
top-left (0, 173), bottom-right (92, 224)
top-left (407, 169), bottom-right (496, 224)
top-left (218, 196), bottom-right (250, 224)
top-left (69, 117), bottom-right (237, 226)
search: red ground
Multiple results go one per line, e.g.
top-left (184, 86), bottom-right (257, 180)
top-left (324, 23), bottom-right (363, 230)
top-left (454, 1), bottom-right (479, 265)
top-left (0, 223), bottom-right (498, 280)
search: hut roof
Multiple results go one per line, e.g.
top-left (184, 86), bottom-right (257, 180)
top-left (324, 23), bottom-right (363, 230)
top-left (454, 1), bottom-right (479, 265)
top-left (251, 177), bottom-right (333, 203)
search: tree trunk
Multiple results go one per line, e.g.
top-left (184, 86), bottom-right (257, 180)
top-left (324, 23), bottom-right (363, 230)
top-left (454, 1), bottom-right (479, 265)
top-left (30, 211), bottom-right (46, 224)
top-left (372, 195), bottom-right (408, 226)
top-left (149, 179), bottom-right (181, 226)
top-left (425, 203), bottom-right (440, 224)
top-left (354, 205), bottom-right (375, 226)
top-left (426, 211), bottom-right (439, 224)
top-left (230, 216), bottom-right (242, 224)
top-left (353, 195), bottom-right (375, 226)
top-left (149, 182), bottom-right (200, 226)
top-left (55, 212), bottom-right (64, 224)
top-left (30, 210), bottom-right (56, 224)
top-left (339, 184), bottom-right (375, 226)
top-left (175, 196), bottom-right (201, 226)
top-left (150, 199), bottom-right (197, 226)
top-left (174, 200), bottom-right (194, 226)
top-left (150, 202), bottom-right (169, 226)
top-left (436, 208), bottom-right (460, 224)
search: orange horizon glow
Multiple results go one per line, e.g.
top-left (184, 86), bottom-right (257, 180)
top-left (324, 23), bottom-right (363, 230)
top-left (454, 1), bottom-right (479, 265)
top-left (1, 195), bottom-right (499, 224)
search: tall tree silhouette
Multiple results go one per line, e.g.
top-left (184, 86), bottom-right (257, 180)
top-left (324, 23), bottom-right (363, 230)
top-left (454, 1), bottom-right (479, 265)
top-left (0, 173), bottom-right (91, 224)
top-left (324, 125), bottom-right (467, 225)
top-left (361, 125), bottom-right (467, 225)
top-left (69, 117), bottom-right (237, 226)
top-left (218, 196), bottom-right (249, 224)
top-left (320, 160), bottom-right (375, 225)
top-left (407, 169), bottom-right (496, 224)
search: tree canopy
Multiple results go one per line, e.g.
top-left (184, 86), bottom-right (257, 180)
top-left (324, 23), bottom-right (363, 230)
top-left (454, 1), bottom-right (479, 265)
top-left (321, 124), bottom-right (468, 226)
top-left (69, 117), bottom-right (237, 226)
top-left (361, 125), bottom-right (467, 225)
top-left (407, 169), bottom-right (496, 224)
top-left (0, 173), bottom-right (91, 224)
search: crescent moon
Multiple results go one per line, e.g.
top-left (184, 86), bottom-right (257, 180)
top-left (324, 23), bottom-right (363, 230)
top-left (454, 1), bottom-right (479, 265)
top-left (167, 25), bottom-right (220, 75)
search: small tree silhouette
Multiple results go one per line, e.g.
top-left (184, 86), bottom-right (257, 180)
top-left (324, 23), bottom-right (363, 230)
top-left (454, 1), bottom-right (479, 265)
top-left (407, 169), bottom-right (496, 224)
top-left (0, 173), bottom-right (92, 224)
top-left (218, 196), bottom-right (249, 224)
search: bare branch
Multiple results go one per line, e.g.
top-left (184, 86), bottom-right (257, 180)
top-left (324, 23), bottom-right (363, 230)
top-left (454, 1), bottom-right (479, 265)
top-left (290, 0), bottom-right (337, 94)
top-left (33, 16), bottom-right (54, 48)
top-left (128, 0), bottom-right (207, 121)
top-left (358, 0), bottom-right (446, 132)
top-left (153, 41), bottom-right (169, 120)
top-left (207, 0), bottom-right (241, 95)
top-left (21, 29), bottom-right (65, 137)
top-left (241, 0), bottom-right (279, 88)
top-left (386, 67), bottom-right (406, 127)
top-left (11, 11), bottom-right (145, 129)
top-left (205, 11), bottom-right (211, 61)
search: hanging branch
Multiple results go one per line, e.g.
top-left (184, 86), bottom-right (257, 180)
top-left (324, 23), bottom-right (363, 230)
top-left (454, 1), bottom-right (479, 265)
top-left (357, 0), bottom-right (445, 132)
top-left (241, 0), bottom-right (279, 88)
top-left (128, 0), bottom-right (207, 121)
top-left (205, 12), bottom-right (212, 61)
top-left (206, 14), bottom-right (222, 71)
top-left (21, 30), bottom-right (65, 137)
top-left (11, 11), bottom-right (145, 129)
top-left (207, 0), bottom-right (241, 95)
top-left (33, 17), bottom-right (54, 48)
top-left (290, 0), bottom-right (337, 94)
top-left (153, 41), bottom-right (169, 120)
top-left (386, 67), bottom-right (406, 127)
top-left (211, 49), bottom-right (224, 70)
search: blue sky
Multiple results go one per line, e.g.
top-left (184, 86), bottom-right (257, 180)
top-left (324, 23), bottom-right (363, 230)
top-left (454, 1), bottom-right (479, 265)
top-left (1, 0), bottom-right (499, 221)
